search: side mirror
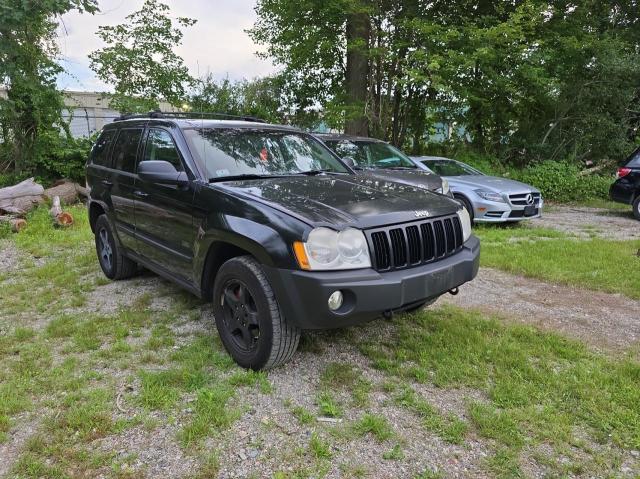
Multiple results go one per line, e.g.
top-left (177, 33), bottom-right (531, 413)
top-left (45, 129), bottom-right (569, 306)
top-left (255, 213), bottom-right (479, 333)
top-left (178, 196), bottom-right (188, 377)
top-left (342, 156), bottom-right (356, 168)
top-left (138, 161), bottom-right (189, 185)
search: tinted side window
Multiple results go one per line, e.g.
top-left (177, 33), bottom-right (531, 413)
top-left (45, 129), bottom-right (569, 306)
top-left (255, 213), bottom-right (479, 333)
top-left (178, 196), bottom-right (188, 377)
top-left (112, 129), bottom-right (143, 173)
top-left (143, 129), bottom-right (183, 171)
top-left (627, 148), bottom-right (640, 168)
top-left (91, 130), bottom-right (116, 166)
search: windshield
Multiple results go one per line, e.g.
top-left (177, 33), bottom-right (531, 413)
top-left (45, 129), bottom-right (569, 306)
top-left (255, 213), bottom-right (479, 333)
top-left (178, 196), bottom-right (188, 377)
top-left (183, 129), bottom-right (350, 180)
top-left (422, 159), bottom-right (483, 176)
top-left (325, 139), bottom-right (416, 169)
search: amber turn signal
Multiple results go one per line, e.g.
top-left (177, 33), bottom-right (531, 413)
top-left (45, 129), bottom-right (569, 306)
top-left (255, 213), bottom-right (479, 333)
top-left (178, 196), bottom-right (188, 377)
top-left (293, 241), bottom-right (310, 270)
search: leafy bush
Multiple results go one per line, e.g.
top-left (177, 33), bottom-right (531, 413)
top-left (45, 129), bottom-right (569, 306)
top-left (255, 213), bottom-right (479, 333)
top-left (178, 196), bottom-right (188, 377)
top-left (423, 145), bottom-right (614, 203)
top-left (513, 161), bottom-right (612, 203)
top-left (31, 132), bottom-right (95, 184)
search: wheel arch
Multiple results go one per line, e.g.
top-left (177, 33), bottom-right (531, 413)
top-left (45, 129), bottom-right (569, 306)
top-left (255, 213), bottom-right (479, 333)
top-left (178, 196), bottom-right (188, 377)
top-left (88, 201), bottom-right (106, 233)
top-left (200, 240), bottom-right (266, 301)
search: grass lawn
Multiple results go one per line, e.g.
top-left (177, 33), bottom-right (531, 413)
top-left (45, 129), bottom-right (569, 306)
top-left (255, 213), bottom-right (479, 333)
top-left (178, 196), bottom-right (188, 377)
top-left (357, 306), bottom-right (640, 478)
top-left (475, 225), bottom-right (640, 299)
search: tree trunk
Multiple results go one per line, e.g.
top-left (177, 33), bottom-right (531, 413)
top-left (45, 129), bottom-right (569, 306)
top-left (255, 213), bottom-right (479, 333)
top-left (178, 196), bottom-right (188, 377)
top-left (345, 8), bottom-right (370, 136)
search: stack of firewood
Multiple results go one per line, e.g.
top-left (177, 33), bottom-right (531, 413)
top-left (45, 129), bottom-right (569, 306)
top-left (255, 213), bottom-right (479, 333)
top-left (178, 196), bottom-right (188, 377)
top-left (0, 178), bottom-right (88, 232)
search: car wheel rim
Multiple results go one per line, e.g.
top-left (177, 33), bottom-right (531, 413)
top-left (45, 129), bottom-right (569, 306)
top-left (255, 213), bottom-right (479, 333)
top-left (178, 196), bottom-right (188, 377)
top-left (99, 228), bottom-right (113, 271)
top-left (220, 280), bottom-right (260, 352)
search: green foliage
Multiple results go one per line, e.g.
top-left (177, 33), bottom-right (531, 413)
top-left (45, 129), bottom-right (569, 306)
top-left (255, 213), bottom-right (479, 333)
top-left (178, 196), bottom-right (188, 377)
top-left (89, 0), bottom-right (196, 112)
top-left (514, 161), bottom-right (611, 203)
top-left (252, 0), bottom-right (640, 164)
top-left (0, 0), bottom-right (98, 175)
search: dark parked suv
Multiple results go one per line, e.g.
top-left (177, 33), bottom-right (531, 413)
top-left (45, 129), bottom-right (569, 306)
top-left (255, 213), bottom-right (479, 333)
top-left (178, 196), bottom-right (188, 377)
top-left (610, 147), bottom-right (640, 220)
top-left (86, 114), bottom-right (480, 369)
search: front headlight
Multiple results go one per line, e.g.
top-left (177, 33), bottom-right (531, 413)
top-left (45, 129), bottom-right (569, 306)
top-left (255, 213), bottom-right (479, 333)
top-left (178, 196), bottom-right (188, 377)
top-left (294, 227), bottom-right (372, 270)
top-left (441, 178), bottom-right (450, 195)
top-left (474, 189), bottom-right (505, 203)
top-left (435, 178), bottom-right (450, 195)
top-left (457, 207), bottom-right (472, 242)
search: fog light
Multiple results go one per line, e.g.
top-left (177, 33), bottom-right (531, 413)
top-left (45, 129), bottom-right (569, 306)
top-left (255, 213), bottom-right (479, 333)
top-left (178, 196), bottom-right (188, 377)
top-left (328, 291), bottom-right (343, 311)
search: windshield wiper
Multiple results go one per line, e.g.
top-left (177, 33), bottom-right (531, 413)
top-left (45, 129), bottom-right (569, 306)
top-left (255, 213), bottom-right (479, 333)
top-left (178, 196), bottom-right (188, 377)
top-left (295, 169), bottom-right (332, 176)
top-left (209, 174), bottom-right (286, 182)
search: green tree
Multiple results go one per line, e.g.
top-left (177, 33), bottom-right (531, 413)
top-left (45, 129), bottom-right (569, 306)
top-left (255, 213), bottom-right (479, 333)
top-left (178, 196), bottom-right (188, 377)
top-left (0, 0), bottom-right (98, 174)
top-left (89, 0), bottom-right (196, 113)
top-left (188, 74), bottom-right (321, 127)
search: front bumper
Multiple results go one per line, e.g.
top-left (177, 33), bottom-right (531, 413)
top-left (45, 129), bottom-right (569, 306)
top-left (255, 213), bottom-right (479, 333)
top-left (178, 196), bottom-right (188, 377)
top-left (473, 198), bottom-right (543, 223)
top-left (263, 236), bottom-right (480, 329)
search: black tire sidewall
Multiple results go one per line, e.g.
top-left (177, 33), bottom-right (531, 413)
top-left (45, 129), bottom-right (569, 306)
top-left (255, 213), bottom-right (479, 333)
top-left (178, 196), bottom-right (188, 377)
top-left (633, 196), bottom-right (640, 220)
top-left (95, 215), bottom-right (117, 279)
top-left (455, 194), bottom-right (474, 221)
top-left (212, 258), bottom-right (275, 370)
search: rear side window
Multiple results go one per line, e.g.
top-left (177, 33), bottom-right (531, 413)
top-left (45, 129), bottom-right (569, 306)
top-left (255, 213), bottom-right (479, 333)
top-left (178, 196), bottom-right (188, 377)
top-left (91, 130), bottom-right (116, 166)
top-left (143, 129), bottom-right (183, 171)
top-left (627, 148), bottom-right (640, 167)
top-left (112, 129), bottom-right (143, 172)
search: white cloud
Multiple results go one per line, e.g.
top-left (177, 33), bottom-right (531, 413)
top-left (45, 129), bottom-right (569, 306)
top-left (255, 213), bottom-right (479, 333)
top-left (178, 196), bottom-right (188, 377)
top-left (56, 0), bottom-right (277, 92)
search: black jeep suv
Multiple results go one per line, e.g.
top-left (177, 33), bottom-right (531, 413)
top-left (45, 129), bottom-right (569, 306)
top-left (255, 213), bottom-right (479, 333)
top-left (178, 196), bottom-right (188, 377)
top-left (86, 115), bottom-right (480, 369)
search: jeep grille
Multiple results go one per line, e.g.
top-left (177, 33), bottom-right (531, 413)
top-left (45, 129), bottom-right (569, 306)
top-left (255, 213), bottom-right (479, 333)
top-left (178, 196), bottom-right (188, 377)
top-left (366, 214), bottom-right (464, 272)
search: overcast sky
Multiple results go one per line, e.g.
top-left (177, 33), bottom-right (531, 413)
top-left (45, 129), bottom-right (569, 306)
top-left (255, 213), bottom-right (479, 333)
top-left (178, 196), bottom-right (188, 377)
top-left (56, 0), bottom-right (276, 92)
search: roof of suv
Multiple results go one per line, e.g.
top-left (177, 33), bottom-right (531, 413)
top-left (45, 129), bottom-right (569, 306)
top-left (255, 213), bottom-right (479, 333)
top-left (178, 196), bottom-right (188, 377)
top-left (105, 117), bottom-right (301, 132)
top-left (313, 133), bottom-right (385, 143)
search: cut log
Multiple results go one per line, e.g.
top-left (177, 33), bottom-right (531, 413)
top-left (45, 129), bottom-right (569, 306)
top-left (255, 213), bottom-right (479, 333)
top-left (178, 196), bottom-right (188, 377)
top-left (54, 212), bottom-right (74, 227)
top-left (44, 181), bottom-right (78, 205)
top-left (0, 178), bottom-right (44, 201)
top-left (0, 195), bottom-right (44, 216)
top-left (50, 196), bottom-right (63, 218)
top-left (0, 178), bottom-right (45, 215)
top-left (10, 218), bottom-right (27, 232)
top-left (75, 183), bottom-right (89, 199)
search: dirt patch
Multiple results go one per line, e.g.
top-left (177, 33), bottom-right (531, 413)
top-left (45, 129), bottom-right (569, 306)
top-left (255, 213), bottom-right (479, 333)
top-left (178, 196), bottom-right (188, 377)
top-left (440, 267), bottom-right (640, 353)
top-left (537, 206), bottom-right (639, 240)
top-left (0, 240), bottom-right (23, 274)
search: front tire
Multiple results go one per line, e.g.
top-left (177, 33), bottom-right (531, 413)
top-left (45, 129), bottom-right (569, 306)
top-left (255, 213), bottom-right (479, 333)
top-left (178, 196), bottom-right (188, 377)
top-left (455, 194), bottom-right (474, 221)
top-left (94, 215), bottom-right (137, 280)
top-left (633, 195), bottom-right (640, 220)
top-left (212, 256), bottom-right (300, 370)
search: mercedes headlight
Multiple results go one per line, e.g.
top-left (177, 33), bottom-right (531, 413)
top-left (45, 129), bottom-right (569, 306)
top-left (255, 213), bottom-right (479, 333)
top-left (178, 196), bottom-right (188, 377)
top-left (474, 189), bottom-right (505, 203)
top-left (294, 227), bottom-right (371, 270)
top-left (457, 207), bottom-right (472, 242)
top-left (435, 178), bottom-right (450, 195)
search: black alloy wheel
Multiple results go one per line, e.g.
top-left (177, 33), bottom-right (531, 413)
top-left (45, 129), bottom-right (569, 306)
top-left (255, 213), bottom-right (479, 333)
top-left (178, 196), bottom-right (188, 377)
top-left (94, 215), bottom-right (138, 280)
top-left (220, 279), bottom-right (261, 353)
top-left (212, 256), bottom-right (300, 370)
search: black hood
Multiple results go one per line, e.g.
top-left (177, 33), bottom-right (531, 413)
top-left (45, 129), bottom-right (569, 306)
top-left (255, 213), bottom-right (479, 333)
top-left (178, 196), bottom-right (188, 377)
top-left (215, 174), bottom-right (460, 229)
top-left (356, 168), bottom-right (443, 192)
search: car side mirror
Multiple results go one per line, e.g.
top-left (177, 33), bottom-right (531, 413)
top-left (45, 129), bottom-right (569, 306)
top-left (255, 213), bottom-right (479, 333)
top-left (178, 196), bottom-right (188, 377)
top-left (342, 156), bottom-right (356, 168)
top-left (138, 161), bottom-right (189, 186)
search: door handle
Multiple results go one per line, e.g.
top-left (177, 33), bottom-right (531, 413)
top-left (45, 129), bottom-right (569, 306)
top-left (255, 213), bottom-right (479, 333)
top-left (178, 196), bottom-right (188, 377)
top-left (101, 180), bottom-right (113, 187)
top-left (134, 190), bottom-right (149, 198)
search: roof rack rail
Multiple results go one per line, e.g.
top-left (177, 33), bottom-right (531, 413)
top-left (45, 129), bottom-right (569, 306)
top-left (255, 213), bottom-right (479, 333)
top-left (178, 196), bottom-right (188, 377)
top-left (113, 110), bottom-right (266, 123)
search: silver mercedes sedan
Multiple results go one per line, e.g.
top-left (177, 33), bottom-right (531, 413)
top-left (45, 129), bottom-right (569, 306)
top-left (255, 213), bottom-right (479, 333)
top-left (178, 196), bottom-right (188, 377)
top-left (411, 156), bottom-right (543, 223)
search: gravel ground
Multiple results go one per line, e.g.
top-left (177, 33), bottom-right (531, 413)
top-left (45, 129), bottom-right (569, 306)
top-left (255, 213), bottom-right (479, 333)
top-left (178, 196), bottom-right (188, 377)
top-left (536, 205), bottom-right (639, 240)
top-left (439, 267), bottom-right (640, 353)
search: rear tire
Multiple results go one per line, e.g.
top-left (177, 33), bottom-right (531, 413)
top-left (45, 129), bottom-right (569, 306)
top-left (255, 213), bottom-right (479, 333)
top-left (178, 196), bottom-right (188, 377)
top-left (455, 194), bottom-right (474, 221)
top-left (633, 195), bottom-right (640, 220)
top-left (212, 256), bottom-right (300, 370)
top-left (94, 215), bottom-right (137, 280)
